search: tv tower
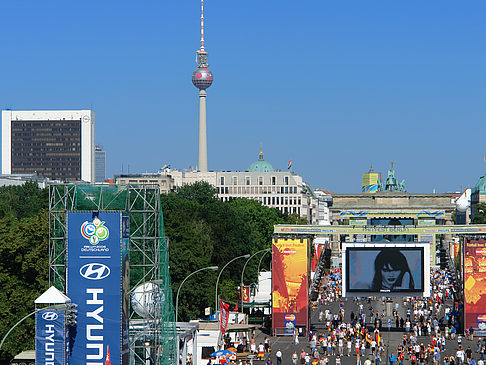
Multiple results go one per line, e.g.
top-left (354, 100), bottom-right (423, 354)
top-left (192, 0), bottom-right (213, 172)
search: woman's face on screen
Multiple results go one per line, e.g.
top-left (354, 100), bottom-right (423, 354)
top-left (381, 263), bottom-right (400, 289)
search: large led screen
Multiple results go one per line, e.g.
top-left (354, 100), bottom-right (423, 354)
top-left (343, 243), bottom-right (429, 297)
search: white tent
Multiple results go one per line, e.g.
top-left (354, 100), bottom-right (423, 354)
top-left (35, 286), bottom-right (71, 304)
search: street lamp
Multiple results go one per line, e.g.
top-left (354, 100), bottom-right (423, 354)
top-left (0, 303), bottom-right (70, 351)
top-left (241, 248), bottom-right (271, 313)
top-left (176, 266), bottom-right (218, 321)
top-left (215, 254), bottom-right (251, 312)
top-left (257, 248), bottom-right (271, 276)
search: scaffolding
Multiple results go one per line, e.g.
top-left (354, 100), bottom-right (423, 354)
top-left (49, 184), bottom-right (177, 365)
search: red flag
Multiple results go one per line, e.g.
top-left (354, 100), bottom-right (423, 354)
top-left (105, 346), bottom-right (111, 365)
top-left (219, 300), bottom-right (230, 334)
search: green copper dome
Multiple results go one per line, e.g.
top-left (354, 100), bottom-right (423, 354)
top-left (473, 174), bottom-right (486, 194)
top-left (248, 148), bottom-right (274, 172)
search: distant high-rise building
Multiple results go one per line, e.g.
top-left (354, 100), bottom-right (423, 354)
top-left (1, 110), bottom-right (95, 182)
top-left (95, 145), bottom-right (106, 183)
top-left (362, 163), bottom-right (380, 193)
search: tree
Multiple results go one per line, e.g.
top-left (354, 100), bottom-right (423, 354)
top-left (0, 210), bottom-right (49, 362)
top-left (472, 203), bottom-right (486, 224)
top-left (162, 182), bottom-right (306, 321)
top-left (0, 181), bottom-right (48, 219)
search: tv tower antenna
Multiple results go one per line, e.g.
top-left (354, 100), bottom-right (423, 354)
top-left (200, 0), bottom-right (205, 51)
top-left (192, 0), bottom-right (213, 172)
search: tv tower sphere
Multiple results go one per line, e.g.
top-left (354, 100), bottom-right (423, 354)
top-left (192, 67), bottom-right (213, 90)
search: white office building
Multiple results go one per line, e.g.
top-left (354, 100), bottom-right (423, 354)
top-left (169, 149), bottom-right (330, 223)
top-left (2, 110), bottom-right (95, 182)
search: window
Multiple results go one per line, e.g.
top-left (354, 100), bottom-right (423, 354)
top-left (233, 176), bottom-right (238, 185)
top-left (285, 176), bottom-right (289, 185)
top-left (272, 176), bottom-right (276, 185)
top-left (202, 347), bottom-right (216, 359)
top-left (258, 176), bottom-right (263, 185)
top-left (220, 177), bottom-right (225, 185)
top-left (246, 177), bottom-right (250, 185)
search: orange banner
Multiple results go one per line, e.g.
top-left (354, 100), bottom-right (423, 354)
top-left (272, 237), bottom-right (309, 331)
top-left (464, 238), bottom-right (486, 333)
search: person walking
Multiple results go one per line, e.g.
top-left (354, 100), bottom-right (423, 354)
top-left (292, 351), bottom-right (298, 365)
top-left (276, 349), bottom-right (282, 365)
top-left (265, 338), bottom-right (270, 353)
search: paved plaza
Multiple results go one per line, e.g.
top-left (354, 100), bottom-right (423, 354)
top-left (249, 291), bottom-right (475, 365)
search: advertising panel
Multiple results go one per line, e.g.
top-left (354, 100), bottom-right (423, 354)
top-left (219, 300), bottom-right (230, 335)
top-left (342, 243), bottom-right (430, 297)
top-left (121, 214), bottom-right (130, 365)
top-left (67, 212), bottom-right (126, 365)
top-left (464, 238), bottom-right (486, 334)
top-left (241, 286), bottom-right (250, 303)
top-left (35, 309), bottom-right (66, 365)
top-left (272, 237), bottom-right (309, 333)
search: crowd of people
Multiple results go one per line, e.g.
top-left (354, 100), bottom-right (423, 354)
top-left (208, 264), bottom-right (471, 365)
top-left (249, 266), bottom-right (469, 365)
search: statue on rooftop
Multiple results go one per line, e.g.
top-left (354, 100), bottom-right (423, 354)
top-left (377, 162), bottom-right (406, 192)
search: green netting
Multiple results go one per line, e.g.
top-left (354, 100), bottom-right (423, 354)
top-left (49, 184), bottom-right (177, 365)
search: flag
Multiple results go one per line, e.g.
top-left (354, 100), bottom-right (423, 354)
top-left (484, 155), bottom-right (486, 161)
top-left (219, 300), bottom-right (230, 335)
top-left (288, 160), bottom-right (292, 169)
top-left (105, 346), bottom-right (111, 365)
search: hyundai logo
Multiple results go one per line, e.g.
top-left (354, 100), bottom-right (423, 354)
top-left (42, 312), bottom-right (59, 321)
top-left (79, 263), bottom-right (111, 280)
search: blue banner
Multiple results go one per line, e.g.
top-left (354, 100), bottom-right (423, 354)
top-left (67, 212), bottom-right (123, 365)
top-left (121, 214), bottom-right (130, 365)
top-left (36, 309), bottom-right (65, 365)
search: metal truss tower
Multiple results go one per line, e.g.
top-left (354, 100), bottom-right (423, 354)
top-left (49, 184), bottom-right (176, 365)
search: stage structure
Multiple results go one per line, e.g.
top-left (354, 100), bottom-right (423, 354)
top-left (49, 184), bottom-right (176, 365)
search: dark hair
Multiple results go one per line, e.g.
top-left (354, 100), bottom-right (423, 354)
top-left (371, 248), bottom-right (414, 290)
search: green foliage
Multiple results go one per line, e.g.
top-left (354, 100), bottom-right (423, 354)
top-left (162, 182), bottom-right (302, 321)
top-left (0, 181), bottom-right (48, 219)
top-left (0, 210), bottom-right (49, 362)
top-left (472, 203), bottom-right (486, 224)
top-left (0, 182), bottom-right (49, 362)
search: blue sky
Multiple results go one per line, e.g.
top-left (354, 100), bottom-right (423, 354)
top-left (1, 1), bottom-right (485, 193)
